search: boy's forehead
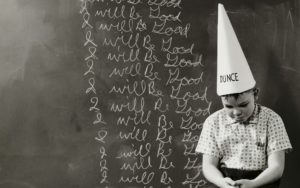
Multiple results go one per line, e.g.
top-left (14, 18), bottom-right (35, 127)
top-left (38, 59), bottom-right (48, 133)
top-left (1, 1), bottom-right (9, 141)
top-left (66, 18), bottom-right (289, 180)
top-left (221, 91), bottom-right (253, 102)
top-left (221, 96), bottom-right (238, 103)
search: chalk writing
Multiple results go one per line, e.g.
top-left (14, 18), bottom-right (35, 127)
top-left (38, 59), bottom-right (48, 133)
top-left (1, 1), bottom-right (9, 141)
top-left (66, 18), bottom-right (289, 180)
top-left (117, 111), bottom-right (151, 126)
top-left (85, 46), bottom-right (98, 61)
top-left (89, 97), bottom-right (100, 112)
top-left (95, 130), bottom-right (108, 143)
top-left (110, 97), bottom-right (145, 113)
top-left (182, 131), bottom-right (199, 143)
top-left (160, 171), bottom-right (173, 184)
top-left (109, 62), bottom-right (142, 77)
top-left (84, 59), bottom-right (95, 76)
top-left (175, 99), bottom-right (211, 116)
top-left (166, 68), bottom-right (203, 86)
top-left (144, 63), bottom-right (161, 81)
top-left (80, 3), bottom-right (93, 29)
top-left (105, 0), bottom-right (142, 5)
top-left (162, 37), bottom-right (194, 55)
top-left (147, 0), bottom-right (182, 8)
top-left (81, 0), bottom-right (213, 187)
top-left (97, 19), bottom-right (134, 33)
top-left (117, 111), bottom-right (152, 126)
top-left (180, 117), bottom-right (203, 131)
top-left (109, 80), bottom-right (147, 96)
top-left (149, 6), bottom-right (181, 22)
top-left (93, 112), bottom-right (107, 125)
top-left (182, 170), bottom-right (207, 187)
top-left (165, 53), bottom-right (203, 68)
top-left (184, 143), bottom-right (198, 156)
top-left (100, 171), bottom-right (109, 183)
top-left (95, 5), bottom-right (126, 19)
top-left (120, 156), bottom-right (152, 173)
top-left (86, 78), bottom-right (96, 94)
top-left (103, 33), bottom-right (140, 49)
top-left (116, 143), bottom-right (151, 158)
top-left (157, 142), bottom-right (172, 157)
top-left (84, 31), bottom-right (98, 47)
top-left (154, 97), bottom-right (169, 113)
top-left (184, 157), bottom-right (201, 170)
top-left (107, 48), bottom-right (140, 63)
top-left (81, 1), bottom-right (108, 185)
top-left (119, 171), bottom-right (155, 184)
top-left (119, 126), bottom-right (148, 142)
top-left (152, 21), bottom-right (190, 38)
top-left (100, 146), bottom-right (107, 159)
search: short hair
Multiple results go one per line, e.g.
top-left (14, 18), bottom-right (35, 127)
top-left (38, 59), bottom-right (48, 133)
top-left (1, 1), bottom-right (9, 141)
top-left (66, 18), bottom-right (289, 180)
top-left (221, 87), bottom-right (258, 100)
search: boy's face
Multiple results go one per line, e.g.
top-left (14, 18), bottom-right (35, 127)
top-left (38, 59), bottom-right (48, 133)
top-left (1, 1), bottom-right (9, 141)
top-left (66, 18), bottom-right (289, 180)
top-left (221, 91), bottom-right (256, 122)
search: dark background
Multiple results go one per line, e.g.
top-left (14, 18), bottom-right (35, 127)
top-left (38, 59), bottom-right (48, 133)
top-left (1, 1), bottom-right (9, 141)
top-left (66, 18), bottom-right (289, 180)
top-left (0, 0), bottom-right (299, 187)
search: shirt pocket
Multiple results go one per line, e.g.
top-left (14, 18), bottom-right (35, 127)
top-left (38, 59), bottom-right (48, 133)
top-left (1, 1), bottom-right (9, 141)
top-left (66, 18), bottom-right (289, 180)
top-left (249, 128), bottom-right (267, 156)
top-left (255, 135), bottom-right (266, 151)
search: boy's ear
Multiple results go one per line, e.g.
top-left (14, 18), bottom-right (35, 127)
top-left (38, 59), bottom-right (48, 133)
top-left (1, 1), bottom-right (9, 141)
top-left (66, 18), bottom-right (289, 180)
top-left (253, 88), bottom-right (260, 100)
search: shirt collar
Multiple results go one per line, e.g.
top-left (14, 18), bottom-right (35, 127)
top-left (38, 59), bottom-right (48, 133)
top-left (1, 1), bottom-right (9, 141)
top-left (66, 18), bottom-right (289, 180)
top-left (224, 104), bottom-right (261, 126)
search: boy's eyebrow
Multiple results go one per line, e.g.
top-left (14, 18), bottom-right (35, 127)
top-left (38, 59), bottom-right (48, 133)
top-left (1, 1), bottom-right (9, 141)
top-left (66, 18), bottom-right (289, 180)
top-left (223, 100), bottom-right (249, 107)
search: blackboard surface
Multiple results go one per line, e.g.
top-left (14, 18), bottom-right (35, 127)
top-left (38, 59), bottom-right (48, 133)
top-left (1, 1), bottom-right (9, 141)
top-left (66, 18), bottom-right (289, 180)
top-left (0, 0), bottom-right (299, 188)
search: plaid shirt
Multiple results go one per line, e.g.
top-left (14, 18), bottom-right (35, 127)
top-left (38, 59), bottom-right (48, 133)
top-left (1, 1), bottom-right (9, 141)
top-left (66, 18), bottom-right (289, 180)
top-left (196, 104), bottom-right (292, 170)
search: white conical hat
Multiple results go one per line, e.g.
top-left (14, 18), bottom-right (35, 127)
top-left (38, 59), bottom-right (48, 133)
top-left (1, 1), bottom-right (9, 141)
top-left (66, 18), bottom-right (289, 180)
top-left (217, 4), bottom-right (255, 96)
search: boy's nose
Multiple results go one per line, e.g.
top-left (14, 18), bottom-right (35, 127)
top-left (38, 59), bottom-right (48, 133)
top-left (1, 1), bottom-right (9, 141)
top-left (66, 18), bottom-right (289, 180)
top-left (233, 109), bottom-right (242, 116)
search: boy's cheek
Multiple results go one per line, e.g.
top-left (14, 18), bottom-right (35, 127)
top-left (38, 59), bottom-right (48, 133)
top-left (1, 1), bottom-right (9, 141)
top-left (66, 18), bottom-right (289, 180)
top-left (225, 109), bottom-right (233, 117)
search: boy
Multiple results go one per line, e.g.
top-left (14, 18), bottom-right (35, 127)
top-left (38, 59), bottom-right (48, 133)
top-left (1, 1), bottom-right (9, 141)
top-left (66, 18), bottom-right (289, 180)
top-left (195, 4), bottom-right (292, 188)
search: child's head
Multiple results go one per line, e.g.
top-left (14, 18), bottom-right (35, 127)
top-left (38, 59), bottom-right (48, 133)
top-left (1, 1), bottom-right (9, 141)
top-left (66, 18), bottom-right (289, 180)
top-left (221, 88), bottom-right (259, 122)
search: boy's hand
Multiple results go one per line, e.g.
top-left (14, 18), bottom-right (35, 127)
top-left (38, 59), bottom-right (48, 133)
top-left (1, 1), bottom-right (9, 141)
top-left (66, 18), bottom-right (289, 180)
top-left (220, 177), bottom-right (238, 188)
top-left (235, 179), bottom-right (256, 188)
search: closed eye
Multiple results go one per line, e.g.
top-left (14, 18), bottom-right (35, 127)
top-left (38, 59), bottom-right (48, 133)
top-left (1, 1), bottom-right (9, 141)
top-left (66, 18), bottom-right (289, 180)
top-left (225, 105), bottom-right (233, 109)
top-left (239, 103), bottom-right (249, 108)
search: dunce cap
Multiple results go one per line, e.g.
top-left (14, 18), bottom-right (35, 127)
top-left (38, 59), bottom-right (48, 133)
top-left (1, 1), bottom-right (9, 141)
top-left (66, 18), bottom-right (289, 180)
top-left (217, 4), bottom-right (255, 96)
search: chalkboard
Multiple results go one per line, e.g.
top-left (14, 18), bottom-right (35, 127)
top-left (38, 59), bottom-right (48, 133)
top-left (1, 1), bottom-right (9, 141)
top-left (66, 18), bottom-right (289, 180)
top-left (0, 0), bottom-right (299, 188)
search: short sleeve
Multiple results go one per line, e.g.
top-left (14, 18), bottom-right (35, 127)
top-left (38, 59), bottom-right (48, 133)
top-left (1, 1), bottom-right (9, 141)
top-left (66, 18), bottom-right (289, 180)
top-left (267, 112), bottom-right (292, 155)
top-left (195, 117), bottom-right (220, 158)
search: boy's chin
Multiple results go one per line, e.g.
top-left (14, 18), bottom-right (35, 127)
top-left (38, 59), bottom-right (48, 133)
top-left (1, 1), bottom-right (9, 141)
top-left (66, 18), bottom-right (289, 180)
top-left (234, 118), bottom-right (246, 122)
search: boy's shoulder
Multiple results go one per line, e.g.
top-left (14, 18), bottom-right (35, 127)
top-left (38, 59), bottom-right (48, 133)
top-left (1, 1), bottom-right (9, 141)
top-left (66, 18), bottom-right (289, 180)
top-left (259, 104), bottom-right (283, 120)
top-left (204, 108), bottom-right (227, 124)
top-left (208, 108), bottom-right (226, 118)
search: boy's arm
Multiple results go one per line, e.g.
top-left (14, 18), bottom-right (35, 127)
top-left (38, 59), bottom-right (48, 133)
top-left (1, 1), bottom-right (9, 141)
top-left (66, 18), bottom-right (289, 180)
top-left (202, 154), bottom-right (237, 188)
top-left (235, 150), bottom-right (285, 187)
